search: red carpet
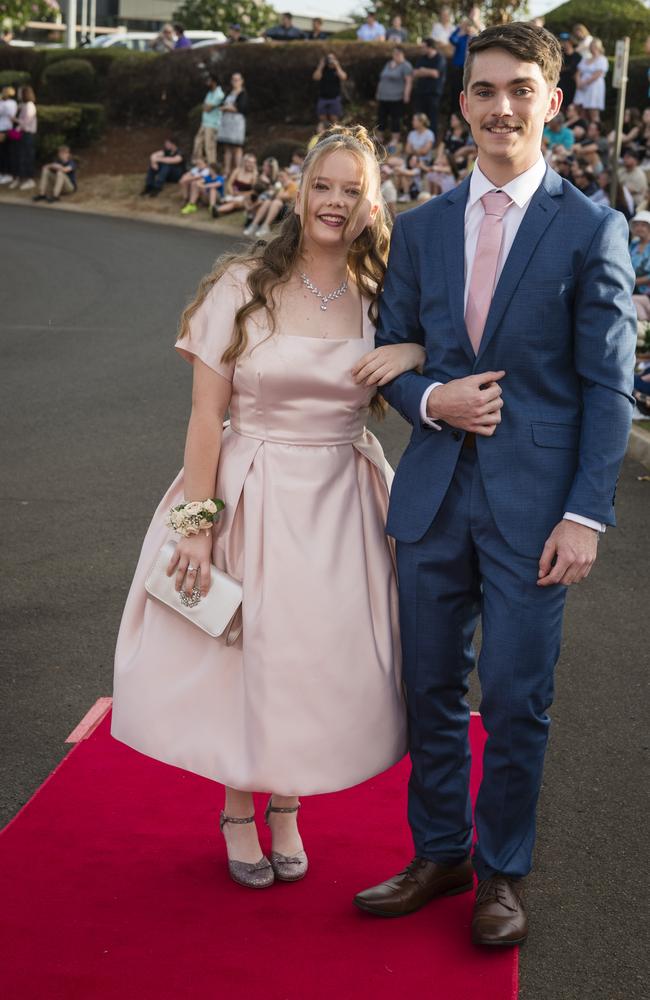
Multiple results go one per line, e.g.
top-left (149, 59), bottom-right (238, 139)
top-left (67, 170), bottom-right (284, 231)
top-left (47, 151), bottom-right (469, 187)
top-left (0, 710), bottom-right (517, 1000)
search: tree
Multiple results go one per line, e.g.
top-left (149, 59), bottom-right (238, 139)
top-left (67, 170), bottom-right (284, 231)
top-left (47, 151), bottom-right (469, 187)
top-left (0, 0), bottom-right (60, 31)
top-left (360, 1), bottom-right (530, 40)
top-left (171, 0), bottom-right (276, 36)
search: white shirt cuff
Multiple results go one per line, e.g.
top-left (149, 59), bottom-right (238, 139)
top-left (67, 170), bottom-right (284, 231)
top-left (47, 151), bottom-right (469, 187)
top-left (563, 512), bottom-right (606, 533)
top-left (420, 382), bottom-right (443, 429)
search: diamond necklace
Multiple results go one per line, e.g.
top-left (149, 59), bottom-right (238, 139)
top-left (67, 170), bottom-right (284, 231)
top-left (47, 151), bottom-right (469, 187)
top-left (299, 270), bottom-right (349, 311)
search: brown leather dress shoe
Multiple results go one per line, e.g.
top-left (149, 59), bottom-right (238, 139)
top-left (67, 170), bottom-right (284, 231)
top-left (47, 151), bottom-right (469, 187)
top-left (354, 856), bottom-right (474, 917)
top-left (471, 876), bottom-right (528, 946)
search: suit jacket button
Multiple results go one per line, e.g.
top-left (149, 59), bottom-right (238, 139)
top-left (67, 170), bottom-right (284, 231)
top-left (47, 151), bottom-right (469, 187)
top-left (451, 430), bottom-right (462, 441)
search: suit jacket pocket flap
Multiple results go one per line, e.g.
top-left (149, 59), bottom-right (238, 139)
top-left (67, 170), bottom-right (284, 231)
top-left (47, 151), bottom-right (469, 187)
top-left (531, 422), bottom-right (580, 449)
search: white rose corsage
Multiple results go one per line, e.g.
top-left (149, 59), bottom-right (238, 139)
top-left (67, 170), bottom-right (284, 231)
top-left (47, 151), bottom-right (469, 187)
top-left (166, 497), bottom-right (225, 537)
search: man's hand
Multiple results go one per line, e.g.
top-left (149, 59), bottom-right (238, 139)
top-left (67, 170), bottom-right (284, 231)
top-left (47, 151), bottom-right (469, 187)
top-left (537, 520), bottom-right (599, 587)
top-left (426, 371), bottom-right (505, 435)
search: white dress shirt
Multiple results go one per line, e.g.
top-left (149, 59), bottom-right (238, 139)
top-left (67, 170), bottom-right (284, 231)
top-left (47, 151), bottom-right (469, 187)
top-left (419, 155), bottom-right (604, 532)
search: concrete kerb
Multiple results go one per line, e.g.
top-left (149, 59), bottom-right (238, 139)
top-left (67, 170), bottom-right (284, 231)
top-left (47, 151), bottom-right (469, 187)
top-left (628, 424), bottom-right (650, 468)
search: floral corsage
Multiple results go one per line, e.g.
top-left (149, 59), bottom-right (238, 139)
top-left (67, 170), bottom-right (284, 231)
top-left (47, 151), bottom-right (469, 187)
top-left (166, 498), bottom-right (225, 537)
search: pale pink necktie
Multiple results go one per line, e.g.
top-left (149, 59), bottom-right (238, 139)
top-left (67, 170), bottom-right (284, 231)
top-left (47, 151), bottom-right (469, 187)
top-left (465, 191), bottom-right (513, 355)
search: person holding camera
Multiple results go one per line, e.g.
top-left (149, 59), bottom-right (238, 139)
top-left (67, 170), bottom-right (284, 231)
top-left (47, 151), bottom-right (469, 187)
top-left (313, 52), bottom-right (347, 133)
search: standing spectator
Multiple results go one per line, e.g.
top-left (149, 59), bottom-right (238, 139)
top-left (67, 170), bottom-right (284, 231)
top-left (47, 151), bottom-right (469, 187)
top-left (376, 46), bottom-right (413, 152)
top-left (572, 23), bottom-right (593, 57)
top-left (543, 113), bottom-right (575, 151)
top-left (32, 145), bottom-right (77, 203)
top-left (405, 112), bottom-right (435, 162)
top-left (574, 37), bottom-right (608, 122)
top-left (192, 74), bottom-right (224, 169)
top-left (386, 15), bottom-right (408, 43)
top-left (313, 52), bottom-right (347, 133)
top-left (265, 12), bottom-right (305, 41)
top-left (141, 138), bottom-right (185, 197)
top-left (430, 5), bottom-right (455, 54)
top-left (150, 23), bottom-right (175, 52)
top-left (448, 17), bottom-right (480, 112)
top-left (227, 23), bottom-right (249, 43)
top-left (8, 85), bottom-right (37, 191)
top-left (173, 23), bottom-right (192, 49)
top-left (357, 11), bottom-right (386, 42)
top-left (618, 148), bottom-right (648, 209)
top-left (467, 4), bottom-right (485, 32)
top-left (0, 85), bottom-right (17, 184)
top-left (219, 72), bottom-right (248, 174)
top-left (411, 37), bottom-right (446, 138)
top-left (558, 34), bottom-right (581, 108)
top-left (306, 17), bottom-right (329, 40)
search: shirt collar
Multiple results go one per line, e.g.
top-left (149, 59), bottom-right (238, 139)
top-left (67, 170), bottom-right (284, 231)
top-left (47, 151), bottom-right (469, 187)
top-left (469, 155), bottom-right (547, 210)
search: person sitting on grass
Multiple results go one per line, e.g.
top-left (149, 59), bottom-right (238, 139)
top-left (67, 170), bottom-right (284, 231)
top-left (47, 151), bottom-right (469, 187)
top-left (181, 164), bottom-right (226, 217)
top-left (178, 157), bottom-right (212, 204)
top-left (141, 138), bottom-right (185, 197)
top-left (211, 153), bottom-right (258, 218)
top-left (243, 168), bottom-right (298, 237)
top-left (241, 156), bottom-right (280, 229)
top-left (394, 152), bottom-right (423, 203)
top-left (32, 145), bottom-right (77, 203)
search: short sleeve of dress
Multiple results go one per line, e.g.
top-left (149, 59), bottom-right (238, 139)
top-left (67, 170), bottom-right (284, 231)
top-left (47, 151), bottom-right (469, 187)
top-left (174, 266), bottom-right (248, 382)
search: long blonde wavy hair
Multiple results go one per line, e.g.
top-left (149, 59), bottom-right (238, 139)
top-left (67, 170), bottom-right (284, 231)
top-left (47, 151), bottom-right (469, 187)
top-left (178, 126), bottom-right (391, 416)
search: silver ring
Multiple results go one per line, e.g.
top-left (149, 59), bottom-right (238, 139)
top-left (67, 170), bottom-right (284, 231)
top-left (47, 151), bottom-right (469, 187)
top-left (187, 564), bottom-right (197, 573)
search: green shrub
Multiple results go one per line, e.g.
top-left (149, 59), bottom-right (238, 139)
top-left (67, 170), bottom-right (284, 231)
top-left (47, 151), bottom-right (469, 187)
top-left (105, 52), bottom-right (162, 122)
top-left (41, 58), bottom-right (98, 103)
top-left (0, 69), bottom-right (31, 89)
top-left (37, 104), bottom-right (83, 133)
top-left (69, 103), bottom-right (107, 145)
top-left (37, 131), bottom-right (67, 161)
top-left (545, 0), bottom-right (650, 56)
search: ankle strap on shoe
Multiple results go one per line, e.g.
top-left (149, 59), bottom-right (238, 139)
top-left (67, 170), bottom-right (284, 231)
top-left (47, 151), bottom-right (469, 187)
top-left (219, 810), bottom-right (255, 832)
top-left (265, 800), bottom-right (300, 822)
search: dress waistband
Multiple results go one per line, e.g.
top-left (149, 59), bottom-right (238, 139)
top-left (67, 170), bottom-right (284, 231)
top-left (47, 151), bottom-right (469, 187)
top-left (229, 423), bottom-right (365, 447)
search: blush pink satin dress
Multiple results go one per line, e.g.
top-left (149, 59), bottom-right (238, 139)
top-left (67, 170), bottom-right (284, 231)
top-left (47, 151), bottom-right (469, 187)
top-left (111, 266), bottom-right (407, 795)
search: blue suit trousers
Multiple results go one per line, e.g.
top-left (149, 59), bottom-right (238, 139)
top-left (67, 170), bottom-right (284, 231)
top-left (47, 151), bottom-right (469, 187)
top-left (396, 448), bottom-right (568, 880)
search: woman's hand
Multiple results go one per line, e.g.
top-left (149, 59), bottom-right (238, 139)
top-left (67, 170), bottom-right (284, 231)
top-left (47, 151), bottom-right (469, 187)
top-left (166, 531), bottom-right (213, 596)
top-left (351, 343), bottom-right (426, 386)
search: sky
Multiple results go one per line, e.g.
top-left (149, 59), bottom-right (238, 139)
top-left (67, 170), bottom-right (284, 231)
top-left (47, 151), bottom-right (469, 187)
top-left (272, 2), bottom-right (570, 24)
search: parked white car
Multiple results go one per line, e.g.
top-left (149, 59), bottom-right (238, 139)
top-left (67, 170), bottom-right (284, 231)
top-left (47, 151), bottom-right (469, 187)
top-left (89, 30), bottom-right (225, 52)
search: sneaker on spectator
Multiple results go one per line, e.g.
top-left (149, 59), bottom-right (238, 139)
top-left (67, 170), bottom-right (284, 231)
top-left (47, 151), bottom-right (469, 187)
top-left (0, 174), bottom-right (13, 184)
top-left (32, 194), bottom-right (47, 202)
top-left (256, 223), bottom-right (271, 236)
top-left (397, 193), bottom-right (410, 203)
top-left (243, 222), bottom-right (257, 236)
top-left (19, 179), bottom-right (35, 190)
top-left (46, 195), bottom-right (60, 204)
top-left (8, 178), bottom-right (19, 189)
top-left (181, 203), bottom-right (198, 215)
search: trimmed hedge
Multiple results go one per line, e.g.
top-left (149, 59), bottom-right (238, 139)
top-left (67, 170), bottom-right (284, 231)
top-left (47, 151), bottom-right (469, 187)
top-left (36, 102), bottom-right (106, 157)
top-left (0, 69), bottom-right (31, 88)
top-left (41, 58), bottom-right (98, 103)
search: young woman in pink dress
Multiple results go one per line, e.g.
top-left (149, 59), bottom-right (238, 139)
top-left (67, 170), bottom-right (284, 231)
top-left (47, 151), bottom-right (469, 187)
top-left (111, 127), bottom-right (424, 888)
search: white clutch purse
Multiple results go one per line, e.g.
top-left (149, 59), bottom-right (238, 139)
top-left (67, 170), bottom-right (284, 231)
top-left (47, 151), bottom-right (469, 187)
top-left (145, 540), bottom-right (243, 645)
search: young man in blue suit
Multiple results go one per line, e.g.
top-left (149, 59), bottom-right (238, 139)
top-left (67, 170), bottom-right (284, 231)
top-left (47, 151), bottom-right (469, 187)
top-left (354, 23), bottom-right (636, 945)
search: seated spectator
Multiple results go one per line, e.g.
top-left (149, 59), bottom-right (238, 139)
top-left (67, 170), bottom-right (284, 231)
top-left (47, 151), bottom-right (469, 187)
top-left (635, 108), bottom-right (650, 164)
top-left (227, 23), bottom-right (249, 43)
top-left (32, 145), bottom-right (77, 203)
top-left (618, 148), bottom-right (648, 209)
top-left (150, 23), bottom-right (175, 53)
top-left (577, 120), bottom-right (608, 168)
top-left (430, 5), bottom-right (455, 54)
top-left (313, 53), bottom-right (347, 133)
top-left (425, 143), bottom-right (460, 196)
top-left (571, 162), bottom-right (598, 197)
top-left (380, 163), bottom-right (397, 218)
top-left (444, 112), bottom-right (474, 169)
top-left (405, 113), bottom-right (435, 163)
top-left (306, 18), bottom-right (329, 40)
top-left (213, 153), bottom-right (258, 217)
top-left (141, 138), bottom-right (185, 196)
top-left (287, 148), bottom-right (306, 179)
top-left (589, 170), bottom-right (633, 217)
top-left (564, 103), bottom-right (588, 132)
top-left (173, 23), bottom-right (192, 49)
top-left (629, 211), bottom-right (650, 292)
top-left (357, 11), bottom-right (386, 42)
top-left (376, 46), bottom-right (413, 152)
top-left (543, 113), bottom-right (574, 151)
top-left (265, 12), bottom-right (305, 41)
top-left (411, 38), bottom-right (446, 139)
top-left (242, 156), bottom-right (280, 229)
top-left (394, 153), bottom-right (422, 203)
top-left (178, 157), bottom-right (212, 203)
top-left (607, 107), bottom-right (641, 154)
top-left (192, 74), bottom-right (224, 169)
top-left (386, 15), bottom-right (408, 43)
top-left (181, 164), bottom-right (225, 217)
top-left (243, 168), bottom-right (298, 237)
top-left (558, 34), bottom-right (581, 108)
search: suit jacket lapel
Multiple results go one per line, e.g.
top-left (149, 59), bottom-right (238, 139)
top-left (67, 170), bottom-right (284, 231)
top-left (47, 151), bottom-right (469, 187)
top-left (476, 169), bottom-right (562, 364)
top-left (441, 178), bottom-right (475, 363)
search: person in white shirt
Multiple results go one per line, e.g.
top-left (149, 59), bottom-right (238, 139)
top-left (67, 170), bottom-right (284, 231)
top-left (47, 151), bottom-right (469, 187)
top-left (357, 11), bottom-right (386, 42)
top-left (0, 84), bottom-right (17, 183)
top-left (354, 20), bottom-right (636, 950)
top-left (431, 3), bottom-right (455, 53)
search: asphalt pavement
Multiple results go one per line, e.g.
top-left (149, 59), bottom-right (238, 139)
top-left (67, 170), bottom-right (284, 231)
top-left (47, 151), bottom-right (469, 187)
top-left (1, 203), bottom-right (648, 1000)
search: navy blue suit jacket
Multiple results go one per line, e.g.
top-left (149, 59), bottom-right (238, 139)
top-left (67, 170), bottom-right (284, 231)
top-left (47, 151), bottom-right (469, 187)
top-left (376, 167), bottom-right (637, 557)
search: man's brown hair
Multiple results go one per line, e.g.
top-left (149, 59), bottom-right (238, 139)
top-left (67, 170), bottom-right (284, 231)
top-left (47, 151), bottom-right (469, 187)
top-left (463, 22), bottom-right (563, 92)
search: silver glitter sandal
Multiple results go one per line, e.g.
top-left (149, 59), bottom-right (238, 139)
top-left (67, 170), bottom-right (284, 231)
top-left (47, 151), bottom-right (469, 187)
top-left (264, 799), bottom-right (309, 882)
top-left (219, 811), bottom-right (275, 889)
